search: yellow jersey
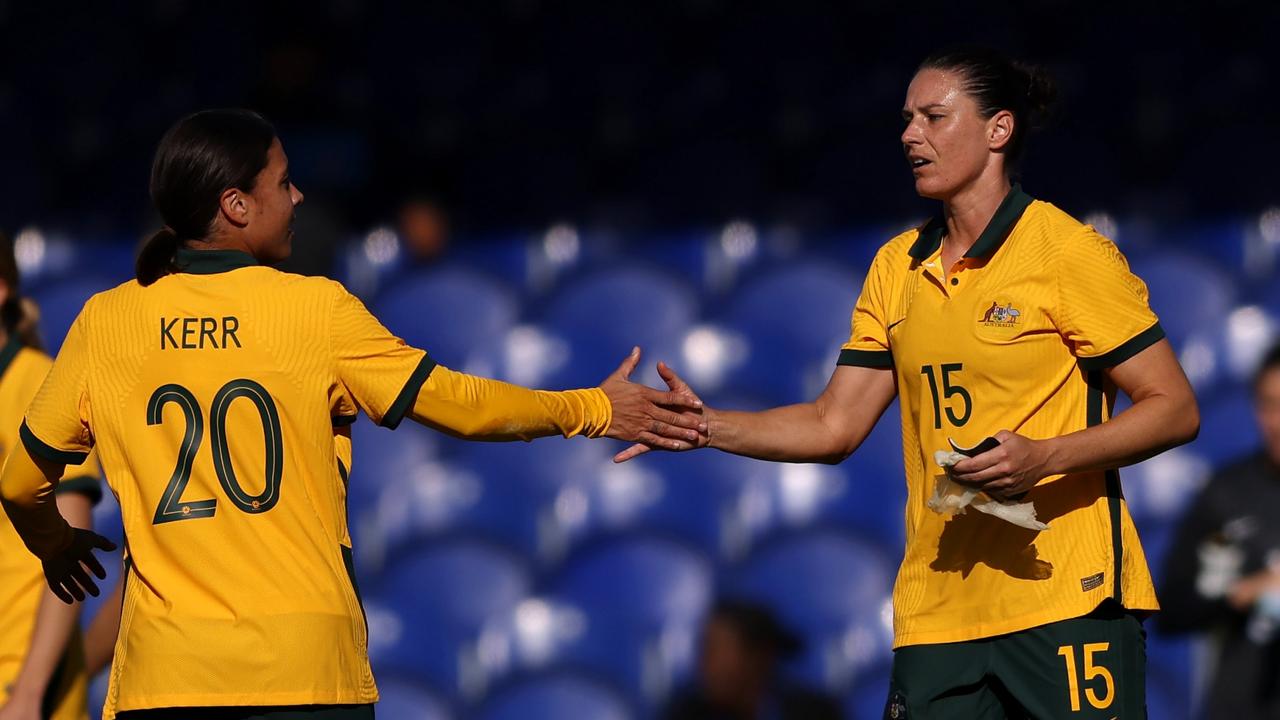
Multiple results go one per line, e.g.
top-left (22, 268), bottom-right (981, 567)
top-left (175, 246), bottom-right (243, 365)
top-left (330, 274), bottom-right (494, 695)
top-left (840, 185), bottom-right (1163, 647)
top-left (21, 249), bottom-right (439, 717)
top-left (0, 336), bottom-right (102, 720)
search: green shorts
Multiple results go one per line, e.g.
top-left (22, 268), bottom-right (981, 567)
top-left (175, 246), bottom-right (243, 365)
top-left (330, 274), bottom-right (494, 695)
top-left (115, 705), bottom-right (375, 720)
top-left (884, 601), bottom-right (1147, 719)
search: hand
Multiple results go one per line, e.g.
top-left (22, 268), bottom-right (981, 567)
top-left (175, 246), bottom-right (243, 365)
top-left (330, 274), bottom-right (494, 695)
top-left (949, 430), bottom-right (1050, 500)
top-left (41, 527), bottom-right (116, 604)
top-left (1227, 569), bottom-right (1280, 612)
top-left (600, 348), bottom-right (707, 453)
top-left (0, 689), bottom-right (41, 720)
top-left (613, 360), bottom-right (710, 463)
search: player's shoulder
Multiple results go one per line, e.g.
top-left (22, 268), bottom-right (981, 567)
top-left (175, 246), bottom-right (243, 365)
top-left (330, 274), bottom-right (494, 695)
top-left (11, 344), bottom-right (53, 376)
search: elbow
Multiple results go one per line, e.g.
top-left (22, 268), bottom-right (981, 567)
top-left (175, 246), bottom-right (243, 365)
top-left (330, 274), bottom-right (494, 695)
top-left (1173, 395), bottom-right (1200, 447)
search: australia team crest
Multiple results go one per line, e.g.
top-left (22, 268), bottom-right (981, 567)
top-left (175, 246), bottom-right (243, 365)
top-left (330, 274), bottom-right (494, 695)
top-left (979, 300), bottom-right (1022, 328)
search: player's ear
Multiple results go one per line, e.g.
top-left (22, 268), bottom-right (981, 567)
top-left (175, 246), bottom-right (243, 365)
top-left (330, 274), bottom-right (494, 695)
top-left (218, 187), bottom-right (251, 229)
top-left (988, 109), bottom-right (1014, 152)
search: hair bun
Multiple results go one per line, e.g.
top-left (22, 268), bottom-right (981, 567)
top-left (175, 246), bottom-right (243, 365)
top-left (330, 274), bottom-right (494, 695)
top-left (1017, 61), bottom-right (1058, 126)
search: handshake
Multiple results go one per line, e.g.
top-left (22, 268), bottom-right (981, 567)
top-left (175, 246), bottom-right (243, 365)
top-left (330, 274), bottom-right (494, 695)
top-left (596, 346), bottom-right (711, 463)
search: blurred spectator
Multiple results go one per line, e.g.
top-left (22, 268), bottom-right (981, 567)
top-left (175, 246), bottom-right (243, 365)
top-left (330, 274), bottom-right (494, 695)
top-left (662, 599), bottom-right (840, 720)
top-left (397, 195), bottom-right (451, 265)
top-left (1158, 343), bottom-right (1280, 719)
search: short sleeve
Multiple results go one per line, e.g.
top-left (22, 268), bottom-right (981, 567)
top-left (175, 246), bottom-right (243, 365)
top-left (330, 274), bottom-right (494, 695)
top-left (837, 244), bottom-right (894, 368)
top-left (23, 309), bottom-right (95, 465)
top-left (330, 285), bottom-right (436, 429)
top-left (55, 450), bottom-right (104, 506)
top-left (1055, 228), bottom-right (1164, 370)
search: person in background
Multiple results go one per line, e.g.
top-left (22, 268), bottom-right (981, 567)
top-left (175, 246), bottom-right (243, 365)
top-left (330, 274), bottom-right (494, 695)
top-left (0, 230), bottom-right (104, 720)
top-left (396, 194), bottom-right (450, 265)
top-left (662, 599), bottom-right (840, 720)
top-left (1158, 342), bottom-right (1280, 719)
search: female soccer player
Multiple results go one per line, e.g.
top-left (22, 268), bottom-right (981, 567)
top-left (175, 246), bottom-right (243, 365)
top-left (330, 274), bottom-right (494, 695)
top-left (620, 47), bottom-right (1199, 718)
top-left (0, 109), bottom-right (706, 720)
top-left (0, 232), bottom-right (103, 720)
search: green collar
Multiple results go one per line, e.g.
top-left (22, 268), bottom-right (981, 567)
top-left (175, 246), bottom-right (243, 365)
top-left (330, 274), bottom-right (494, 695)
top-left (0, 334), bottom-right (22, 382)
top-left (907, 184), bottom-right (1035, 260)
top-left (175, 248), bottom-right (258, 275)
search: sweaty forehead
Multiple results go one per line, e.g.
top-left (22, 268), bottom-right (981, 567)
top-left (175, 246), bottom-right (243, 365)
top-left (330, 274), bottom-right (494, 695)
top-left (904, 68), bottom-right (966, 109)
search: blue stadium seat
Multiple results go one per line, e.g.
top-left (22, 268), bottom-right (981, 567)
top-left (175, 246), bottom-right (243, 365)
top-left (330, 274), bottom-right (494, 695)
top-left (720, 260), bottom-right (863, 405)
top-left (375, 676), bottom-right (456, 720)
top-left (31, 275), bottom-right (119, 351)
top-left (1121, 447), bottom-right (1210, 533)
top-left (843, 661), bottom-right (892, 720)
top-left (450, 438), bottom-right (617, 565)
top-left (347, 418), bottom-right (463, 572)
top-left (823, 400), bottom-right (908, 550)
top-left (371, 264), bottom-right (518, 373)
top-left (727, 529), bottom-right (895, 692)
top-left (474, 672), bottom-right (635, 720)
top-left (544, 535), bottom-right (714, 707)
top-left (1190, 386), bottom-right (1261, 465)
top-left (1128, 252), bottom-right (1235, 351)
top-left (366, 538), bottom-right (533, 698)
top-left (539, 266), bottom-right (698, 388)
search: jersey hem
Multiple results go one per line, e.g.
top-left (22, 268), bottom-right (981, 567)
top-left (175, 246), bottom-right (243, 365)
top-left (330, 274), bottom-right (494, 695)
top-left (105, 689), bottom-right (379, 719)
top-left (892, 594), bottom-right (1160, 648)
top-left (1076, 321), bottom-right (1165, 371)
top-left (380, 353), bottom-right (437, 430)
top-left (20, 420), bottom-right (89, 465)
top-left (837, 348), bottom-right (894, 368)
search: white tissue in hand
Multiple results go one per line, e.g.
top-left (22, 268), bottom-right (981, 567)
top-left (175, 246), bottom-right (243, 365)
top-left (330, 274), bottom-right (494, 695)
top-left (928, 450), bottom-right (1048, 531)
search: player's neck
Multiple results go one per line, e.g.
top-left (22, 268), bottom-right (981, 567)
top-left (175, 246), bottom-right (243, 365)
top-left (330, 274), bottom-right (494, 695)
top-left (940, 173), bottom-right (1011, 262)
top-left (185, 235), bottom-right (256, 258)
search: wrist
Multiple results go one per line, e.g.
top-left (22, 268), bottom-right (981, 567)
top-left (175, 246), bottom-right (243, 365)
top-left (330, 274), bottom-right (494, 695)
top-left (7, 677), bottom-right (46, 701)
top-left (1036, 437), bottom-right (1063, 478)
top-left (704, 406), bottom-right (723, 450)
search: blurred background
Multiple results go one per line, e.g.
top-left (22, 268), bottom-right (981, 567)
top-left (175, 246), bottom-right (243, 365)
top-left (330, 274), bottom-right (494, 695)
top-left (4, 1), bottom-right (1279, 718)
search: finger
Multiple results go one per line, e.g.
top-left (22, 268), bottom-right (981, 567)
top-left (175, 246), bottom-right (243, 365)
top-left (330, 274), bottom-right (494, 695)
top-left (92, 533), bottom-right (118, 552)
top-left (646, 419), bottom-right (701, 444)
top-left (951, 449), bottom-right (1004, 475)
top-left (657, 361), bottom-right (694, 394)
top-left (644, 386), bottom-right (703, 411)
top-left (950, 465), bottom-right (1008, 486)
top-left (613, 443), bottom-right (652, 463)
top-left (610, 346), bottom-right (641, 381)
top-left (48, 577), bottom-right (74, 604)
top-left (62, 574), bottom-right (86, 603)
top-left (637, 431), bottom-right (692, 452)
top-left (657, 409), bottom-right (704, 433)
top-left (69, 564), bottom-right (98, 598)
top-left (82, 551), bottom-right (108, 580)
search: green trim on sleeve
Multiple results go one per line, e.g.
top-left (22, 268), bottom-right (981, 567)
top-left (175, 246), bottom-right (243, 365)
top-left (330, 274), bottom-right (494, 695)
top-left (1077, 322), bottom-right (1166, 371)
top-left (380, 354), bottom-right (438, 430)
top-left (20, 420), bottom-right (90, 465)
top-left (837, 349), bottom-right (894, 368)
top-left (54, 475), bottom-right (103, 506)
top-left (332, 414), bottom-right (358, 427)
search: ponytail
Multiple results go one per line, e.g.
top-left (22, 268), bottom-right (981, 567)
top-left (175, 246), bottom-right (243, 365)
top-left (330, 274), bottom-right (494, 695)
top-left (136, 226), bottom-right (182, 287)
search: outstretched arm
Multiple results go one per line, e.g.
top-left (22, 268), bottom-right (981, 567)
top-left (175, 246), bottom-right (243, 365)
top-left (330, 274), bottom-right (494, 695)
top-left (615, 362), bottom-right (897, 464)
top-left (409, 347), bottom-right (707, 448)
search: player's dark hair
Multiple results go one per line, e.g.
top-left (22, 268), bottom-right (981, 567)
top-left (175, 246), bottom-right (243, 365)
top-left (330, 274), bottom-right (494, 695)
top-left (919, 46), bottom-right (1057, 173)
top-left (137, 109), bottom-right (277, 286)
top-left (0, 231), bottom-right (42, 350)
top-left (1253, 342), bottom-right (1280, 395)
